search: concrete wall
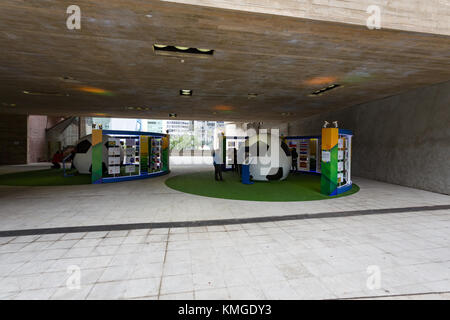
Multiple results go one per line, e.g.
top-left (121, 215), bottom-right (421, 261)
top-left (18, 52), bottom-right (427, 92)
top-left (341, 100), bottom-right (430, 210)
top-left (288, 81), bottom-right (450, 195)
top-left (165, 0), bottom-right (450, 36)
top-left (246, 121), bottom-right (289, 136)
top-left (0, 115), bottom-right (81, 165)
top-left (0, 115), bottom-right (28, 165)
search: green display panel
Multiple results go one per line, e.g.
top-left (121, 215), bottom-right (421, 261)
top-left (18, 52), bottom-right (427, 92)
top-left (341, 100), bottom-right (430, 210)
top-left (320, 127), bottom-right (338, 195)
top-left (320, 145), bottom-right (338, 195)
top-left (162, 136), bottom-right (169, 172)
top-left (140, 136), bottom-right (149, 174)
top-left (91, 129), bottom-right (103, 184)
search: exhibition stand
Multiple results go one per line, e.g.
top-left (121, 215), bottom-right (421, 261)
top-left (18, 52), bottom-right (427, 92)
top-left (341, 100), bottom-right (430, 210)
top-left (285, 135), bottom-right (322, 174)
top-left (320, 128), bottom-right (353, 196)
top-left (218, 127), bottom-right (353, 196)
top-left (91, 129), bottom-right (170, 184)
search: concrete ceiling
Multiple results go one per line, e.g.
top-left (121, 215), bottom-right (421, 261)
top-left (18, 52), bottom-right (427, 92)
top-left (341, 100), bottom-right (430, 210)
top-left (0, 0), bottom-right (449, 121)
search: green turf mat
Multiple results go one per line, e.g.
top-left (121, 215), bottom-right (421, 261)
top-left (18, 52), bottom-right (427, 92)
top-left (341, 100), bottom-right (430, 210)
top-left (0, 169), bottom-right (91, 186)
top-left (165, 170), bottom-right (359, 202)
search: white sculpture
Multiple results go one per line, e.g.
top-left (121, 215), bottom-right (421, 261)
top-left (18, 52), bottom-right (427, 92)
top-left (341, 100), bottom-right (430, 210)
top-left (242, 133), bottom-right (291, 181)
top-left (73, 134), bottom-right (110, 174)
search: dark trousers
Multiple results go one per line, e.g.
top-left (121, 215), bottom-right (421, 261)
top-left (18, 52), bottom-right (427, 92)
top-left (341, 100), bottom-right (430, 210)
top-left (51, 162), bottom-right (61, 169)
top-left (214, 164), bottom-right (223, 181)
top-left (292, 159), bottom-right (298, 172)
top-left (237, 164), bottom-right (242, 177)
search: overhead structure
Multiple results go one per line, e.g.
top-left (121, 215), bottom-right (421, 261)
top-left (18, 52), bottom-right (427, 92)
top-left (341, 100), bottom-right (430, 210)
top-left (0, 0), bottom-right (448, 121)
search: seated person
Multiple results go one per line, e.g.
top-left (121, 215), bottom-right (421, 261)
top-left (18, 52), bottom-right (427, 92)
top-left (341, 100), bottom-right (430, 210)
top-left (65, 147), bottom-right (76, 170)
top-left (51, 150), bottom-right (63, 169)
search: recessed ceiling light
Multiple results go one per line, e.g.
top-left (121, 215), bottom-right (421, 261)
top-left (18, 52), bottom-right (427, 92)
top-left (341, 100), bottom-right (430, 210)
top-left (23, 90), bottom-right (67, 96)
top-left (126, 106), bottom-right (150, 111)
top-left (180, 89), bottom-right (192, 96)
top-left (248, 93), bottom-right (258, 99)
top-left (153, 44), bottom-right (214, 56)
top-left (169, 113), bottom-right (177, 118)
top-left (310, 84), bottom-right (341, 96)
top-left (59, 76), bottom-right (80, 83)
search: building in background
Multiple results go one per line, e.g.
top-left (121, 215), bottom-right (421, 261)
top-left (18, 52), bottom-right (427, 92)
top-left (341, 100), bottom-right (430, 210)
top-left (14, 116), bottom-right (227, 165)
top-left (90, 118), bottom-right (225, 152)
top-left (147, 120), bottom-right (163, 133)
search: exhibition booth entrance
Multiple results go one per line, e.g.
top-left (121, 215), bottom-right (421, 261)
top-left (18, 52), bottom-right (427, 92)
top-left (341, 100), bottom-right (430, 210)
top-left (165, 126), bottom-right (358, 201)
top-left (88, 129), bottom-right (170, 184)
top-left (0, 128), bottom-right (171, 187)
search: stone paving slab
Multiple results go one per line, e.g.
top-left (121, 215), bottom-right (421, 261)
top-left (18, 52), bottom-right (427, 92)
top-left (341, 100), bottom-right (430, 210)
top-left (0, 209), bottom-right (449, 300)
top-left (0, 165), bottom-right (449, 232)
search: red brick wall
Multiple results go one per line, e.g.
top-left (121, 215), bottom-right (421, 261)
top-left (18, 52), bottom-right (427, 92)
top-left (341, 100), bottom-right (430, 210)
top-left (27, 115), bottom-right (48, 163)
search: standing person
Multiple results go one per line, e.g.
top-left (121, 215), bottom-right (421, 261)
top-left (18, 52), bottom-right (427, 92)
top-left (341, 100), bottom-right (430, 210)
top-left (67, 147), bottom-right (76, 170)
top-left (212, 149), bottom-right (223, 181)
top-left (236, 144), bottom-right (245, 179)
top-left (291, 148), bottom-right (298, 172)
top-left (233, 148), bottom-right (238, 173)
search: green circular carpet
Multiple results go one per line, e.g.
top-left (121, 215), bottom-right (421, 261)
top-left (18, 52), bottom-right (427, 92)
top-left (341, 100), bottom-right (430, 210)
top-left (0, 169), bottom-right (91, 186)
top-left (165, 171), bottom-right (359, 202)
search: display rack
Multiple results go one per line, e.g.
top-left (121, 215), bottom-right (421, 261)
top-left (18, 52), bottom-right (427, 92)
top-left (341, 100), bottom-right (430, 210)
top-left (320, 128), bottom-right (352, 196)
top-left (150, 138), bottom-right (162, 172)
top-left (337, 130), bottom-right (352, 190)
top-left (107, 137), bottom-right (121, 176)
top-left (285, 136), bottom-right (321, 174)
top-left (298, 139), bottom-right (310, 171)
top-left (124, 137), bottom-right (139, 175)
top-left (91, 129), bottom-right (169, 184)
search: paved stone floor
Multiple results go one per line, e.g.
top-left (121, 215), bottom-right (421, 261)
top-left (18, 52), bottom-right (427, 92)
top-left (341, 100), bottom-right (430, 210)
top-left (0, 209), bottom-right (449, 300)
top-left (0, 164), bottom-right (449, 231)
top-left (0, 163), bottom-right (448, 299)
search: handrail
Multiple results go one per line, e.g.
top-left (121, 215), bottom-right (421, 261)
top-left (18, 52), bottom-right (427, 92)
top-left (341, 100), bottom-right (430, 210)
top-left (62, 154), bottom-right (74, 177)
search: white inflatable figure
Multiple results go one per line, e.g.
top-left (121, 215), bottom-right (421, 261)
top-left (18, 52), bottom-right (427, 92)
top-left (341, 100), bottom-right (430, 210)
top-left (242, 132), bottom-right (291, 181)
top-left (73, 134), bottom-right (110, 174)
